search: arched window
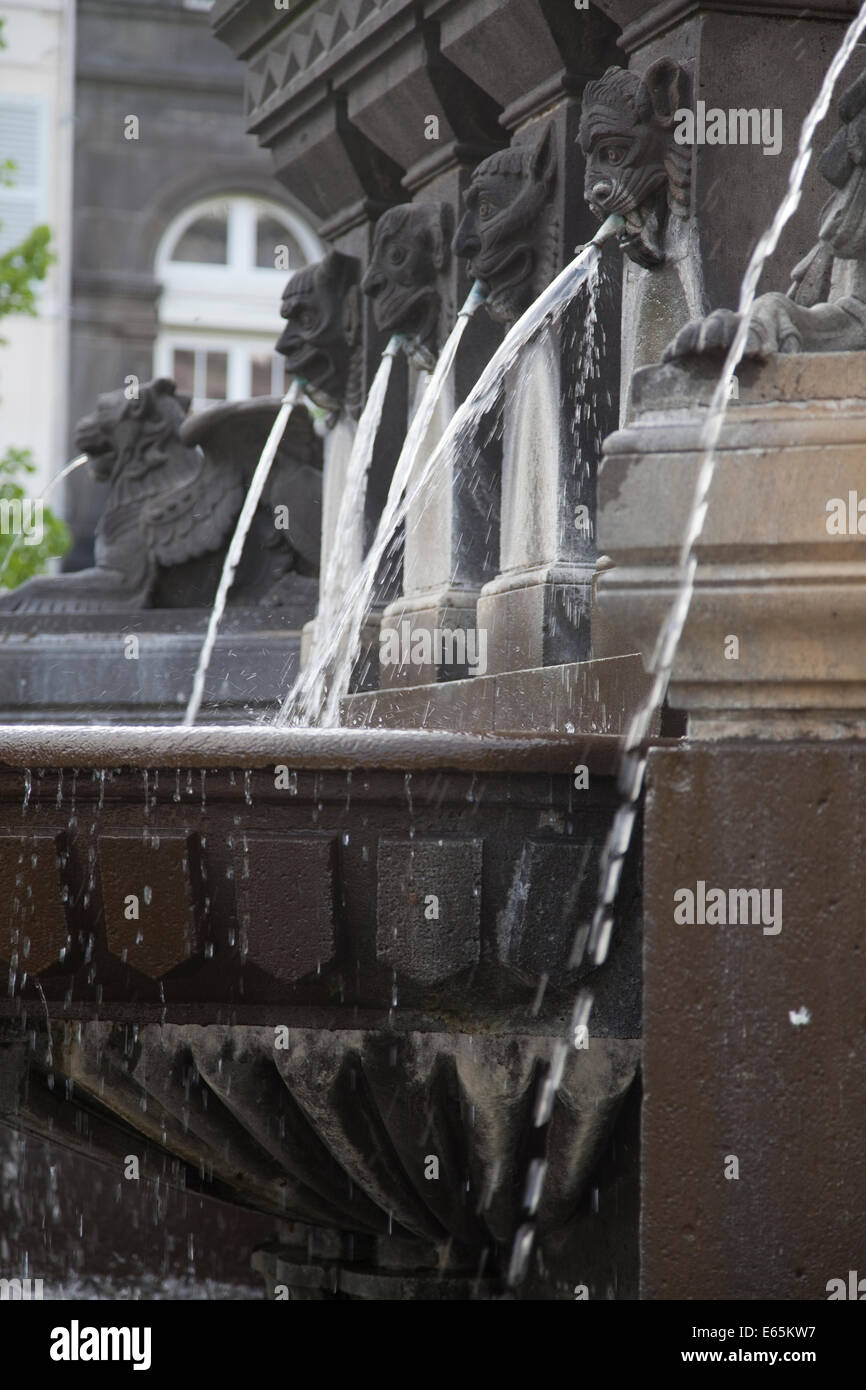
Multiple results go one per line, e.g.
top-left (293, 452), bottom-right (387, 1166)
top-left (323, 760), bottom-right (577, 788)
top-left (153, 194), bottom-right (322, 412)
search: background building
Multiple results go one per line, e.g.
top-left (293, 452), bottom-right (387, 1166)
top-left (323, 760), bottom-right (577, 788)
top-left (1, 0), bottom-right (322, 570)
top-left (0, 0), bottom-right (75, 502)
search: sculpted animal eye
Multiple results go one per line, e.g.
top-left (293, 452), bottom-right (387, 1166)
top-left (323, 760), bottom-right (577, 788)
top-left (603, 145), bottom-right (625, 165)
top-left (388, 245), bottom-right (407, 266)
top-left (478, 198), bottom-right (495, 219)
top-left (296, 308), bottom-right (315, 330)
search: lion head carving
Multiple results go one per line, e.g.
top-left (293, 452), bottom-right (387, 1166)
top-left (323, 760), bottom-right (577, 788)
top-left (578, 59), bottom-right (691, 269)
top-left (453, 124), bottom-right (557, 324)
top-left (74, 376), bottom-right (192, 487)
top-left (275, 251), bottom-right (362, 414)
top-left (361, 202), bottom-right (453, 368)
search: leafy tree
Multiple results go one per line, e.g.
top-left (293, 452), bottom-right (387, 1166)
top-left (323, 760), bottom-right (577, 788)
top-left (0, 448), bottom-right (70, 586)
top-left (0, 16), bottom-right (69, 586)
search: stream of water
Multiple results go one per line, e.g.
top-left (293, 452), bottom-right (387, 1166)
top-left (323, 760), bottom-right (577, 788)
top-left (0, 453), bottom-right (88, 589)
top-left (279, 280), bottom-right (487, 725)
top-left (183, 378), bottom-right (307, 726)
top-left (292, 334), bottom-right (404, 724)
top-left (280, 222), bottom-right (623, 727)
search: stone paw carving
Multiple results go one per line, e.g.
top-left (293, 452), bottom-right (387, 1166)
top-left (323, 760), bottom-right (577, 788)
top-left (663, 296), bottom-right (806, 362)
top-left (664, 67), bottom-right (866, 363)
top-left (664, 292), bottom-right (866, 362)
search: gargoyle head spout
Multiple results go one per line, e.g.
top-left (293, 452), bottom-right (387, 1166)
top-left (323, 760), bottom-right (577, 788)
top-left (453, 125), bottom-right (557, 325)
top-left (275, 251), bottom-right (361, 411)
top-left (362, 202), bottom-right (452, 366)
top-left (579, 59), bottom-right (690, 270)
top-left (74, 378), bottom-right (191, 483)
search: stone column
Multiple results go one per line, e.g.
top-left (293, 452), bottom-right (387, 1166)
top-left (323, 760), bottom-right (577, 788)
top-left (443, 2), bottom-right (623, 675)
top-left (599, 349), bottom-right (866, 1296)
top-left (345, 15), bottom-right (508, 685)
top-left (215, 4), bottom-right (424, 689)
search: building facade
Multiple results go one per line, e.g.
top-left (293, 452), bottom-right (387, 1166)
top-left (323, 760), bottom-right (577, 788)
top-left (0, 0), bottom-right (75, 501)
top-left (66, 0), bottom-right (321, 566)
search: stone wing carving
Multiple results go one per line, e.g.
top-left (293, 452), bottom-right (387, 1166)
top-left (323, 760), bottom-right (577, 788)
top-left (179, 397), bottom-right (323, 575)
top-left (142, 450), bottom-right (246, 568)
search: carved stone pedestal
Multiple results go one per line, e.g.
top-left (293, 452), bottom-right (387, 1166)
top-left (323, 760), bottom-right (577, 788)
top-left (597, 351), bottom-right (866, 738)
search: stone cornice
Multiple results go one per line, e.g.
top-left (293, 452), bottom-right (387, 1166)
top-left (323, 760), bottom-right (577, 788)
top-left (239, 1), bottom-right (412, 126)
top-left (79, 0), bottom-right (218, 20)
top-left (76, 64), bottom-right (243, 96)
top-left (599, 0), bottom-right (860, 52)
top-left (72, 271), bottom-right (161, 301)
top-left (212, 0), bottom-right (303, 62)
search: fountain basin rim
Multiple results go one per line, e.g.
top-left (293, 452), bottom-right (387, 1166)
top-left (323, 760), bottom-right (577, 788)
top-left (0, 725), bottom-right (660, 773)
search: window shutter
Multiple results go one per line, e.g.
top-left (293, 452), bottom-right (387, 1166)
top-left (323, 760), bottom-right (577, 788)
top-left (0, 101), bottom-right (44, 256)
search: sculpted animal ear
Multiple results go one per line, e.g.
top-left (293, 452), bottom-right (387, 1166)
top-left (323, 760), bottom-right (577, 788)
top-left (641, 58), bottom-right (689, 129)
top-left (529, 122), bottom-right (557, 196)
top-left (127, 382), bottom-right (155, 418)
top-left (150, 376), bottom-right (191, 414)
top-left (429, 202), bottom-right (454, 272)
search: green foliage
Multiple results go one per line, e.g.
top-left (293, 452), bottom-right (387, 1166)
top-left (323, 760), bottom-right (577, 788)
top-left (0, 224), bottom-right (54, 323)
top-left (0, 448), bottom-right (70, 588)
top-left (0, 15), bottom-right (67, 586)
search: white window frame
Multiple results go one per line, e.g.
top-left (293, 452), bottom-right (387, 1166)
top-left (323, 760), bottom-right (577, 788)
top-left (153, 194), bottom-right (322, 412)
top-left (153, 334), bottom-right (289, 415)
top-left (0, 95), bottom-right (48, 261)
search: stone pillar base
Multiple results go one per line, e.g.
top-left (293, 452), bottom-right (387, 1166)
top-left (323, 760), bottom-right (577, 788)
top-left (341, 653), bottom-right (657, 736)
top-left (378, 588), bottom-right (482, 688)
top-left (598, 352), bottom-right (866, 737)
top-left (475, 563), bottom-right (593, 677)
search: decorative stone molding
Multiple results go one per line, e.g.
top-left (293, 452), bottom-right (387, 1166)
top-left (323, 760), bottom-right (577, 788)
top-left (597, 350), bottom-right (866, 737)
top-left (0, 732), bottom-right (641, 1295)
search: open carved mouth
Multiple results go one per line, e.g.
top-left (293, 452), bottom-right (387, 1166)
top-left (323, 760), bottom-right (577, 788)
top-left (588, 194), bottom-right (665, 269)
top-left (275, 337), bottom-right (333, 386)
top-left (472, 245), bottom-right (534, 302)
top-left (373, 285), bottom-right (435, 341)
top-left (74, 421), bottom-right (112, 457)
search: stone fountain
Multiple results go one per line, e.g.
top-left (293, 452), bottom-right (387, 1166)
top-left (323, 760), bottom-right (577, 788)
top-left (3, 0), bottom-right (866, 1302)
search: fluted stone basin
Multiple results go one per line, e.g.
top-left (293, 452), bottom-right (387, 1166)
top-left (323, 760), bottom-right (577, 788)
top-left (0, 726), bottom-right (643, 1298)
